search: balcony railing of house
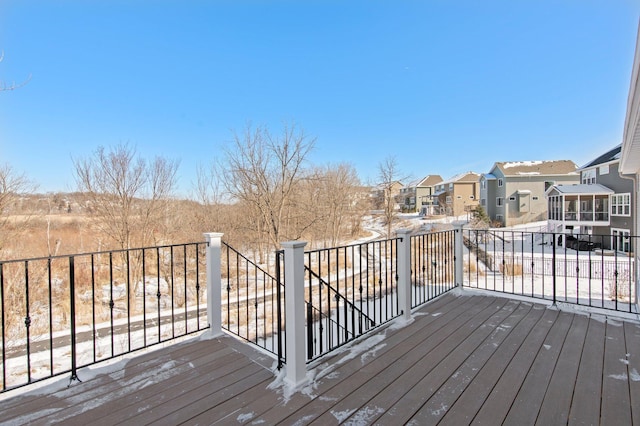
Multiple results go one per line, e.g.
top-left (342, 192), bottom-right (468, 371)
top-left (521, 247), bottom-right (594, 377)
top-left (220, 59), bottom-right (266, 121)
top-left (2, 227), bottom-right (638, 393)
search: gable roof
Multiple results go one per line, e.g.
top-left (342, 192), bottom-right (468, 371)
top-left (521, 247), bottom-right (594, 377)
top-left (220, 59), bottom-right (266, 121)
top-left (581, 144), bottom-right (621, 169)
top-left (439, 172), bottom-right (480, 185)
top-left (416, 174), bottom-right (443, 187)
top-left (492, 160), bottom-right (578, 177)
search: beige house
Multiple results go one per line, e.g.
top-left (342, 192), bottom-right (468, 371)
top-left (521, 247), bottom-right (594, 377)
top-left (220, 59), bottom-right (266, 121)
top-left (480, 160), bottom-right (579, 227)
top-left (398, 175), bottom-right (443, 215)
top-left (434, 172), bottom-right (480, 217)
top-left (371, 180), bottom-right (403, 211)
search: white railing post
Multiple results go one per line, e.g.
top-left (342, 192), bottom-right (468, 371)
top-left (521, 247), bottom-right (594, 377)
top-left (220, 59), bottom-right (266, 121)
top-left (453, 221), bottom-right (465, 288)
top-left (203, 232), bottom-right (224, 338)
top-left (281, 240), bottom-right (308, 389)
top-left (396, 229), bottom-right (412, 320)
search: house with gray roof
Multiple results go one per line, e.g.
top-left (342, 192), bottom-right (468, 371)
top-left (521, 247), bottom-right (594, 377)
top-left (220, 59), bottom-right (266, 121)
top-left (480, 160), bottom-right (579, 227)
top-left (547, 145), bottom-right (634, 251)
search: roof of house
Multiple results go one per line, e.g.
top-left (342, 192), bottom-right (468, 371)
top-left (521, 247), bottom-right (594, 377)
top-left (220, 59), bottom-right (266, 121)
top-left (546, 183), bottom-right (614, 196)
top-left (438, 171), bottom-right (480, 185)
top-left (580, 144), bottom-right (621, 169)
top-left (404, 175), bottom-right (442, 188)
top-left (492, 160), bottom-right (578, 177)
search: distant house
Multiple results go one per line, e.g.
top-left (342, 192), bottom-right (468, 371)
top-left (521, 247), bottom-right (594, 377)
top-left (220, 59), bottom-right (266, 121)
top-left (547, 145), bottom-right (634, 251)
top-left (370, 180), bottom-right (403, 211)
top-left (433, 172), bottom-right (480, 217)
top-left (398, 175), bottom-right (443, 215)
top-left (480, 160), bottom-right (579, 227)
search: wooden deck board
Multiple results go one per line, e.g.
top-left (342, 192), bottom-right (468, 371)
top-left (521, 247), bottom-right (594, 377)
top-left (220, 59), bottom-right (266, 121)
top-left (470, 308), bottom-right (560, 425)
top-left (254, 294), bottom-right (483, 425)
top-left (568, 315), bottom-right (606, 425)
top-left (535, 313), bottom-right (589, 425)
top-left (0, 291), bottom-right (638, 426)
top-left (406, 300), bottom-right (534, 425)
top-left (601, 318), bottom-right (633, 425)
top-left (502, 309), bottom-right (574, 424)
top-left (344, 297), bottom-right (514, 425)
top-left (625, 321), bottom-right (640, 425)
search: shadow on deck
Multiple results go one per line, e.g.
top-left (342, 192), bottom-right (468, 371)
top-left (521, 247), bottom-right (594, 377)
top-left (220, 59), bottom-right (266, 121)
top-left (1, 291), bottom-right (639, 425)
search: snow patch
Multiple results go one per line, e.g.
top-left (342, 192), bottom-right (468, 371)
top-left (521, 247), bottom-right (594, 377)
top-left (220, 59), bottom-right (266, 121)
top-left (620, 358), bottom-right (630, 365)
top-left (544, 345), bottom-right (551, 350)
top-left (344, 406), bottom-right (385, 425)
top-left (609, 373), bottom-right (628, 381)
top-left (332, 408), bottom-right (356, 423)
top-left (630, 369), bottom-right (640, 382)
top-left (430, 403), bottom-right (449, 416)
top-left (503, 161), bottom-right (543, 169)
top-left (237, 412), bottom-right (255, 422)
top-left (431, 312), bottom-right (443, 317)
top-left (361, 343), bottom-right (387, 363)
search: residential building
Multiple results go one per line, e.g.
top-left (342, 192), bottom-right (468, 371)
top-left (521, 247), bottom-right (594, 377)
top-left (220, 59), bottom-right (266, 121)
top-left (370, 181), bottom-right (403, 211)
top-left (398, 175), bottom-right (443, 215)
top-left (433, 172), bottom-right (480, 217)
top-left (480, 160), bottom-right (579, 227)
top-left (546, 145), bottom-right (634, 251)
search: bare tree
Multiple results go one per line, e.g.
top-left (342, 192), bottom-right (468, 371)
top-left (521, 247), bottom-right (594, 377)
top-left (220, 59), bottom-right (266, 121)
top-left (221, 123), bottom-right (316, 253)
top-left (377, 156), bottom-right (405, 238)
top-left (73, 144), bottom-right (179, 250)
top-left (0, 164), bottom-right (37, 255)
top-left (311, 163), bottom-right (364, 247)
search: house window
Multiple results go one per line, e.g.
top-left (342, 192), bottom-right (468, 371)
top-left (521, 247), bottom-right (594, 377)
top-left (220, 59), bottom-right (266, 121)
top-left (481, 198), bottom-right (486, 206)
top-left (497, 197), bottom-right (504, 207)
top-left (446, 196), bottom-right (452, 204)
top-left (611, 193), bottom-right (631, 216)
top-left (612, 228), bottom-right (631, 253)
top-left (496, 214), bottom-right (504, 223)
top-left (498, 179), bottom-right (503, 187)
top-left (509, 196), bottom-right (516, 201)
top-left (600, 164), bottom-right (609, 175)
top-left (582, 169), bottom-right (596, 184)
top-left (481, 180), bottom-right (486, 189)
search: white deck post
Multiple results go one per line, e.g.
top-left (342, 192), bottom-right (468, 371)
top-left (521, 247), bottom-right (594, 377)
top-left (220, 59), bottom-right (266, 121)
top-left (281, 240), bottom-right (309, 388)
top-left (453, 222), bottom-right (465, 288)
top-left (396, 229), bottom-right (412, 320)
top-left (203, 232), bottom-right (224, 338)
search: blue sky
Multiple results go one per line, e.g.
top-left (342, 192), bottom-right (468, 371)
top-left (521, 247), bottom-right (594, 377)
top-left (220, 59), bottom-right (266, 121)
top-left (1, 1), bottom-right (639, 196)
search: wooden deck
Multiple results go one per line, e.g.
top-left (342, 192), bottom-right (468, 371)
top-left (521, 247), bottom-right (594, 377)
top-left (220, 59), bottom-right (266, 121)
top-left (1, 291), bottom-right (639, 425)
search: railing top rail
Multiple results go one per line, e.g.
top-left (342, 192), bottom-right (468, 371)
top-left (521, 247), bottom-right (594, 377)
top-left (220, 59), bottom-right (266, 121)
top-left (303, 237), bottom-right (401, 256)
top-left (0, 241), bottom-right (206, 265)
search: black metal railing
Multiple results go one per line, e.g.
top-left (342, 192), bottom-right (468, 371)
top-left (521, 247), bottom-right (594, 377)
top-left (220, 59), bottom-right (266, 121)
top-left (221, 243), bottom-right (284, 368)
top-left (1, 242), bottom-right (208, 393)
top-left (304, 239), bottom-right (399, 362)
top-left (410, 230), bottom-right (457, 307)
top-left (463, 229), bottom-right (637, 313)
